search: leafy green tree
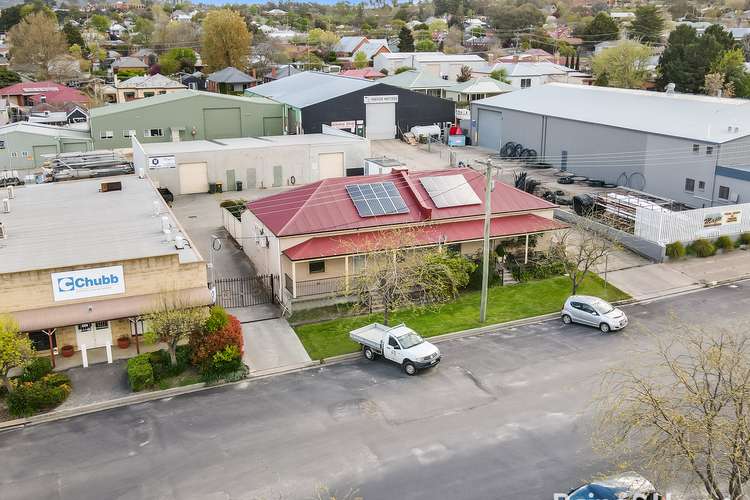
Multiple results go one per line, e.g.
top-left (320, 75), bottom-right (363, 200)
top-left (398, 26), bottom-right (414, 52)
top-left (394, 66), bottom-right (412, 74)
top-left (658, 24), bottom-right (733, 93)
top-left (90, 14), bottom-right (110, 33)
top-left (710, 48), bottom-right (750, 97)
top-left (592, 40), bottom-right (652, 89)
top-left (201, 9), bottom-right (252, 72)
top-left (62, 21), bottom-right (85, 48)
top-left (489, 3), bottom-right (545, 38)
top-left (353, 50), bottom-right (368, 69)
top-left (0, 68), bottom-right (21, 87)
top-left (159, 47), bottom-right (197, 74)
top-left (629, 5), bottom-right (665, 44)
top-left (0, 315), bottom-right (34, 393)
top-left (0, 4), bottom-right (24, 32)
top-left (583, 12), bottom-right (619, 43)
top-left (132, 16), bottom-right (154, 45)
top-left (704, 24), bottom-right (736, 52)
top-left (490, 68), bottom-right (510, 83)
top-left (415, 38), bottom-right (437, 52)
top-left (145, 296), bottom-right (209, 366)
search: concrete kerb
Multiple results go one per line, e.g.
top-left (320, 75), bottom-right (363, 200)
top-left (3, 278), bottom-right (747, 431)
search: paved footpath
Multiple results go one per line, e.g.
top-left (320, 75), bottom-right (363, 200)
top-left (2, 282), bottom-right (748, 500)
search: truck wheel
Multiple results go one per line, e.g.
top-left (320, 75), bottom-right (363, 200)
top-left (403, 361), bottom-right (417, 376)
top-left (363, 346), bottom-right (376, 361)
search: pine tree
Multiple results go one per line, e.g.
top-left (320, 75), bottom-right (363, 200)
top-left (398, 26), bottom-right (414, 52)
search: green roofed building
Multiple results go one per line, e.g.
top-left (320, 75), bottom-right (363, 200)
top-left (90, 90), bottom-right (285, 149)
top-left (378, 70), bottom-right (458, 98)
top-left (0, 123), bottom-right (92, 176)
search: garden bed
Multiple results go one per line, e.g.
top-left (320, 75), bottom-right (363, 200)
top-left (294, 275), bottom-right (629, 360)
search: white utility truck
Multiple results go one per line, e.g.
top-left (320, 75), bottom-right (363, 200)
top-left (349, 323), bottom-right (441, 375)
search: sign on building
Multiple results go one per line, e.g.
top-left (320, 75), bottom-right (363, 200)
top-left (331, 120), bottom-right (356, 131)
top-left (455, 108), bottom-right (471, 120)
top-left (51, 265), bottom-right (126, 301)
top-left (148, 155), bottom-right (176, 169)
top-left (364, 95), bottom-right (399, 104)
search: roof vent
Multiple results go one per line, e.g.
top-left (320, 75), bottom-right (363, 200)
top-left (728, 125), bottom-right (733, 132)
top-left (100, 181), bottom-right (122, 192)
top-left (2, 198), bottom-right (9, 213)
top-left (7, 185), bottom-right (14, 199)
top-left (665, 83), bottom-right (676, 94)
top-left (0, 221), bottom-right (5, 239)
top-left (734, 126), bottom-right (739, 133)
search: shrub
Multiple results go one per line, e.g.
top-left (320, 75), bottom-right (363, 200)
top-left (715, 235), bottom-right (734, 252)
top-left (6, 374), bottom-right (71, 417)
top-left (740, 232), bottom-right (750, 245)
top-left (508, 254), bottom-right (566, 282)
top-left (19, 357), bottom-right (53, 383)
top-left (148, 347), bottom-right (190, 381)
top-left (204, 345), bottom-right (243, 377)
top-left (127, 354), bottom-right (154, 392)
top-left (665, 241), bottom-right (686, 260)
top-left (191, 314), bottom-right (244, 372)
top-left (204, 305), bottom-right (230, 333)
top-left (689, 239), bottom-right (716, 258)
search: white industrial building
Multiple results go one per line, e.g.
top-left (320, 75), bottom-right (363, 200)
top-left (132, 126), bottom-right (371, 195)
top-left (472, 83), bottom-right (750, 208)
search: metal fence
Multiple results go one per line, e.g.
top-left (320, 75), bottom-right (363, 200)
top-left (294, 276), bottom-right (347, 298)
top-left (214, 275), bottom-right (275, 308)
top-left (635, 202), bottom-right (750, 245)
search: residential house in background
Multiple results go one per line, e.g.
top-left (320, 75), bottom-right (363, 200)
top-left (108, 22), bottom-right (127, 39)
top-left (474, 61), bottom-right (590, 89)
top-left (444, 77), bottom-right (514, 106)
top-left (111, 56), bottom-right (148, 74)
top-left (178, 71), bottom-right (207, 91)
top-left (373, 52), bottom-right (487, 81)
top-left (207, 67), bottom-right (257, 94)
top-left (132, 48), bottom-right (158, 66)
top-left (339, 68), bottom-right (386, 80)
top-left (27, 102), bottom-right (89, 128)
top-left (241, 167), bottom-right (564, 311)
top-left (0, 81), bottom-right (90, 122)
top-left (379, 69), bottom-right (461, 98)
top-left (334, 36), bottom-right (391, 67)
top-left (262, 64), bottom-right (302, 83)
top-left (89, 89), bottom-right (284, 149)
top-left (115, 73), bottom-right (187, 103)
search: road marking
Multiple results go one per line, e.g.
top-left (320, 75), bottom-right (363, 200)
top-left (411, 443), bottom-right (448, 465)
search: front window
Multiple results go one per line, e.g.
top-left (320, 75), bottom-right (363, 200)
top-left (309, 260), bottom-right (325, 274)
top-left (592, 300), bottom-right (615, 315)
top-left (397, 332), bottom-right (424, 349)
top-left (520, 78), bottom-right (531, 88)
top-left (685, 178), bottom-right (695, 192)
top-left (144, 128), bottom-right (163, 137)
top-left (692, 144), bottom-right (700, 153)
top-left (100, 130), bottom-right (113, 139)
top-left (123, 129), bottom-right (136, 138)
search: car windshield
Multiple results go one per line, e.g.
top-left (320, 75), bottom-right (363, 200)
top-left (592, 300), bottom-right (615, 315)
top-left (397, 332), bottom-right (424, 349)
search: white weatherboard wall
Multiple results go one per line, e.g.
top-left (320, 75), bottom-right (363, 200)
top-left (635, 203), bottom-right (750, 244)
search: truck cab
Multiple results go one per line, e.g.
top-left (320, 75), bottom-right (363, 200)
top-left (350, 323), bottom-right (441, 375)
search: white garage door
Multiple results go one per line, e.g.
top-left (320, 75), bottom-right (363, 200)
top-left (477, 109), bottom-right (503, 151)
top-left (179, 162), bottom-right (209, 194)
top-left (318, 152), bottom-right (344, 179)
top-left (365, 102), bottom-right (396, 140)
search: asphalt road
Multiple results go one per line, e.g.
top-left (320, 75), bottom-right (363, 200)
top-left (2, 282), bottom-right (749, 500)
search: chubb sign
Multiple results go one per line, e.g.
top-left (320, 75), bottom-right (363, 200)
top-left (51, 265), bottom-right (126, 302)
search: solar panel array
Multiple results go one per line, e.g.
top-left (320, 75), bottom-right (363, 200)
top-left (419, 175), bottom-right (482, 208)
top-left (346, 182), bottom-right (409, 217)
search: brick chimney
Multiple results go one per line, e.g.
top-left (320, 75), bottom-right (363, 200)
top-left (513, 55), bottom-right (519, 63)
top-left (271, 67), bottom-right (277, 78)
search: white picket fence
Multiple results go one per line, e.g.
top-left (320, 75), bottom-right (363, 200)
top-left (635, 202), bottom-right (750, 244)
top-left (222, 207), bottom-right (243, 243)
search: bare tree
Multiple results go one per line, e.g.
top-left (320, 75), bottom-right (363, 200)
top-left (596, 323), bottom-right (750, 500)
top-left (145, 293), bottom-right (209, 366)
top-left (347, 229), bottom-right (475, 326)
top-left (550, 220), bottom-right (617, 294)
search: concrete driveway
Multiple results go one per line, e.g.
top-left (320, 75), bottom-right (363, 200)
top-left (2, 283), bottom-right (747, 500)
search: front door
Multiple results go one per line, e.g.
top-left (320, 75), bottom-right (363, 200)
top-left (75, 321), bottom-right (112, 349)
top-left (226, 169), bottom-right (236, 191)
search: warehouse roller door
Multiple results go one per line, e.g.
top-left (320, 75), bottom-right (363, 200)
top-left (204, 108), bottom-right (242, 140)
top-left (179, 162), bottom-right (209, 194)
top-left (61, 142), bottom-right (88, 153)
top-left (318, 152), bottom-right (344, 179)
top-left (33, 145), bottom-right (57, 166)
top-left (365, 102), bottom-right (396, 140)
top-left (477, 109), bottom-right (502, 151)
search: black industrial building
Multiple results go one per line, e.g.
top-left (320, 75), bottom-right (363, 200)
top-left (246, 72), bottom-right (455, 139)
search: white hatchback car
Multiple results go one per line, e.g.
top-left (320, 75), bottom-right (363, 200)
top-left (561, 295), bottom-right (628, 333)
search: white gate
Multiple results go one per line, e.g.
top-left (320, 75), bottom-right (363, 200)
top-left (635, 202), bottom-right (750, 244)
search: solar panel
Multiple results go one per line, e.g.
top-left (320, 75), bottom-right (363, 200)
top-left (346, 182), bottom-right (410, 217)
top-left (419, 175), bottom-right (482, 208)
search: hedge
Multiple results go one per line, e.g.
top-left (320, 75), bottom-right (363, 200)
top-left (6, 373), bottom-right (72, 417)
top-left (190, 312), bottom-right (244, 374)
top-left (19, 357), bottom-right (53, 383)
top-left (127, 354), bottom-right (154, 392)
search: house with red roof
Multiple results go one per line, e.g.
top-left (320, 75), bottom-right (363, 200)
top-left (338, 68), bottom-right (386, 80)
top-left (0, 81), bottom-right (89, 119)
top-left (241, 167), bottom-right (565, 310)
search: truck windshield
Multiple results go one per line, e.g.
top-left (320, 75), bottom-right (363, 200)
top-left (397, 332), bottom-right (423, 349)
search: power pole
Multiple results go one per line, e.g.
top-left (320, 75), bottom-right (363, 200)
top-left (479, 160), bottom-right (493, 323)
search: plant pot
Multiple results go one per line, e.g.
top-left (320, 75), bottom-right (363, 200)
top-left (61, 345), bottom-right (74, 357)
top-left (117, 337), bottom-right (131, 349)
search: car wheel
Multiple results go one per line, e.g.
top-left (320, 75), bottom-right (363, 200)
top-left (562, 314), bottom-right (572, 325)
top-left (363, 347), bottom-right (376, 361)
top-left (599, 323), bottom-right (611, 334)
top-left (403, 361), bottom-right (417, 376)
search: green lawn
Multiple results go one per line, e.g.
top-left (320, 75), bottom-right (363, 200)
top-left (294, 275), bottom-right (629, 360)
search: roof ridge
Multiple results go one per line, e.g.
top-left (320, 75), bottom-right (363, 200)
top-left (277, 180), bottom-right (328, 235)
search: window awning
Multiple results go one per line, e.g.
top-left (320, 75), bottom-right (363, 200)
top-left (9, 287), bottom-right (213, 332)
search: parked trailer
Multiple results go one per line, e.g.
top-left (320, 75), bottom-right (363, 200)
top-left (349, 323), bottom-right (441, 375)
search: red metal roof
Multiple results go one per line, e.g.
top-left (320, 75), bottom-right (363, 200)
top-left (0, 81), bottom-right (90, 105)
top-left (283, 213), bottom-right (566, 261)
top-left (339, 69), bottom-right (385, 79)
top-left (248, 168), bottom-right (556, 237)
